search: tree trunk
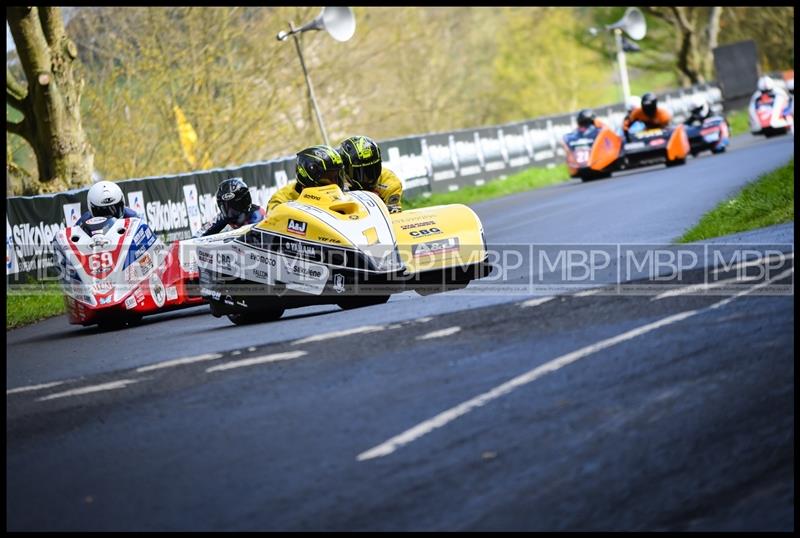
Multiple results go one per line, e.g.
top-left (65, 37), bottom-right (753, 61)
top-left (7, 7), bottom-right (94, 193)
top-left (703, 7), bottom-right (723, 81)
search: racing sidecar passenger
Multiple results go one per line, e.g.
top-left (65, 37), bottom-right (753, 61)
top-left (574, 109), bottom-right (606, 132)
top-left (267, 145), bottom-right (347, 213)
top-left (197, 177), bottom-right (265, 237)
top-left (75, 180), bottom-right (140, 226)
top-left (685, 96), bottom-right (712, 127)
top-left (338, 135), bottom-right (403, 214)
top-left (622, 92), bottom-right (672, 136)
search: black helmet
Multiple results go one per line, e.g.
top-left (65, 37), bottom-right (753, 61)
top-left (641, 92), bottom-right (658, 117)
top-left (576, 109), bottom-right (595, 129)
top-left (295, 145), bottom-right (346, 190)
top-left (339, 135), bottom-right (383, 190)
top-left (216, 177), bottom-right (252, 221)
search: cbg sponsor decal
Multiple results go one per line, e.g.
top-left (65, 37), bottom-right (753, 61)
top-left (409, 227), bottom-right (442, 237)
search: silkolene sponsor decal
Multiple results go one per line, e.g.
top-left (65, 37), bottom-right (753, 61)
top-left (287, 219), bottom-right (307, 236)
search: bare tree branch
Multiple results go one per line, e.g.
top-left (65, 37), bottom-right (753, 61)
top-left (39, 6), bottom-right (66, 47)
top-left (7, 69), bottom-right (28, 100)
top-left (6, 117), bottom-right (31, 142)
top-left (7, 7), bottom-right (53, 75)
top-left (671, 7), bottom-right (694, 33)
top-left (7, 90), bottom-right (27, 113)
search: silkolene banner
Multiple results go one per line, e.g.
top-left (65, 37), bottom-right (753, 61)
top-left (6, 84), bottom-right (723, 282)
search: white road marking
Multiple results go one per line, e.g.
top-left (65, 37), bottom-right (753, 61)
top-left (357, 267), bottom-right (793, 461)
top-left (520, 296), bottom-right (554, 308)
top-left (7, 380), bottom-right (69, 395)
top-left (651, 275), bottom-right (760, 301)
top-left (247, 347), bottom-right (256, 352)
top-left (37, 379), bottom-right (141, 402)
top-left (416, 317), bottom-right (434, 323)
top-left (206, 351), bottom-right (307, 373)
top-left (136, 353), bottom-right (222, 373)
top-left (573, 288), bottom-right (603, 297)
top-left (416, 326), bottom-right (461, 340)
top-left (291, 325), bottom-right (385, 345)
top-left (711, 251), bottom-right (793, 275)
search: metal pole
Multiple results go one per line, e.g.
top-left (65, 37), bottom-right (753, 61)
top-left (288, 21), bottom-right (330, 146)
top-left (614, 29), bottom-right (631, 105)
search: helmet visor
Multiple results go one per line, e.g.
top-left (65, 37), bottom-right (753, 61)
top-left (91, 200), bottom-right (125, 219)
top-left (349, 160), bottom-right (382, 189)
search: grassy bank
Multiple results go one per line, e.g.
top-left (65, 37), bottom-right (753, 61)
top-left (726, 107), bottom-right (749, 137)
top-left (6, 281), bottom-right (66, 330)
top-left (678, 158), bottom-right (794, 243)
top-left (404, 164), bottom-right (570, 210)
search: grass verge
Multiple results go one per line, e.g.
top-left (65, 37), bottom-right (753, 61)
top-left (6, 281), bottom-right (66, 330)
top-left (726, 107), bottom-right (749, 137)
top-left (677, 158), bottom-right (794, 243)
top-left (404, 164), bottom-right (570, 210)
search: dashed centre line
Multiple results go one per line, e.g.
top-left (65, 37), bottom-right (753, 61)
top-left (206, 351), bottom-right (308, 372)
top-left (417, 326), bottom-right (461, 340)
top-left (136, 353), bottom-right (223, 373)
top-left (37, 379), bottom-right (142, 402)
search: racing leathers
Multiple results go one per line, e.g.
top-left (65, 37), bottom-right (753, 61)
top-left (361, 168), bottom-right (403, 213)
top-left (268, 168), bottom-right (404, 214)
top-left (623, 106), bottom-right (672, 132)
top-left (75, 207), bottom-right (140, 226)
top-left (196, 205), bottom-right (266, 237)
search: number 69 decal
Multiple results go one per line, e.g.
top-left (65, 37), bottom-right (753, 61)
top-left (89, 252), bottom-right (114, 273)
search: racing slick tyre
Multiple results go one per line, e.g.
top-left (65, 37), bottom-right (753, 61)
top-left (227, 307), bottom-right (285, 325)
top-left (337, 295), bottom-right (391, 310)
top-left (665, 158), bottom-right (686, 167)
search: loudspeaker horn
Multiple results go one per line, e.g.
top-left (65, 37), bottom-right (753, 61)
top-left (606, 7), bottom-right (646, 41)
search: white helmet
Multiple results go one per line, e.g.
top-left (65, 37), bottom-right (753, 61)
top-left (690, 95), bottom-right (709, 118)
top-left (757, 76), bottom-right (775, 92)
top-left (626, 95), bottom-right (641, 112)
top-left (87, 180), bottom-right (125, 219)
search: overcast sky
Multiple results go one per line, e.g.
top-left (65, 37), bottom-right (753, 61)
top-left (7, 22), bottom-right (14, 52)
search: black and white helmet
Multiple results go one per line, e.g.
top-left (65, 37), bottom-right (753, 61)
top-left (216, 177), bottom-right (252, 220)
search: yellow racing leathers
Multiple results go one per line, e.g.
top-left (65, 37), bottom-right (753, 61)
top-left (366, 168), bottom-right (403, 213)
top-left (269, 170), bottom-right (404, 215)
top-left (267, 181), bottom-right (302, 214)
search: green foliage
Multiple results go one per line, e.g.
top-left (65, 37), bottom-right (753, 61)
top-left (725, 107), bottom-right (750, 138)
top-left (6, 282), bottom-right (66, 330)
top-left (678, 159), bottom-right (794, 243)
top-left (404, 164), bottom-right (570, 210)
top-left (489, 8), bottom-right (613, 123)
top-left (719, 7), bottom-right (794, 71)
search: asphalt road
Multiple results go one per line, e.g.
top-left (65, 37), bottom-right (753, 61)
top-left (6, 132), bottom-right (795, 531)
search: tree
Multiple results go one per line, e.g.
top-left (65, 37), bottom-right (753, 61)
top-left (7, 7), bottom-right (94, 193)
top-left (645, 7), bottom-right (723, 85)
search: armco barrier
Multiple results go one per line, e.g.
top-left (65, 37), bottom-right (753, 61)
top-left (6, 84), bottom-right (722, 282)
